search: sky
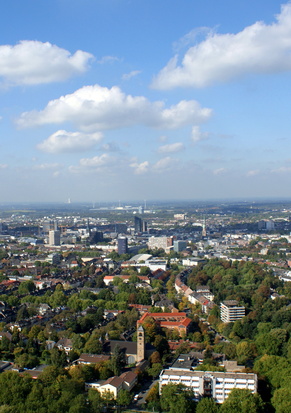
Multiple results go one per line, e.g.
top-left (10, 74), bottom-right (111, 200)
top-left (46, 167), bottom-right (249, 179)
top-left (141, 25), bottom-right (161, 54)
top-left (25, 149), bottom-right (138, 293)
top-left (1, 0), bottom-right (291, 203)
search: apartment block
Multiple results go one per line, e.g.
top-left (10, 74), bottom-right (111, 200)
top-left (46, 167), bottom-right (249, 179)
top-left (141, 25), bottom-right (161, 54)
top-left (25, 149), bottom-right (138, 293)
top-left (159, 369), bottom-right (257, 404)
top-left (220, 300), bottom-right (245, 323)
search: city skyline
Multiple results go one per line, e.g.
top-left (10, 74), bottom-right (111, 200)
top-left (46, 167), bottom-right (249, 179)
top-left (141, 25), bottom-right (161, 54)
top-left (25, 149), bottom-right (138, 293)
top-left (1, 1), bottom-right (291, 202)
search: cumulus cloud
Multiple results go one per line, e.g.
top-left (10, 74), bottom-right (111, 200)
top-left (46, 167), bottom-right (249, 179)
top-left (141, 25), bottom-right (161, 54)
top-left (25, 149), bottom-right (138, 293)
top-left (152, 3), bottom-right (291, 89)
top-left (0, 40), bottom-right (93, 85)
top-left (191, 126), bottom-right (209, 142)
top-left (122, 70), bottom-right (141, 80)
top-left (37, 130), bottom-right (103, 153)
top-left (79, 154), bottom-right (112, 168)
top-left (130, 161), bottom-right (149, 175)
top-left (17, 84), bottom-right (211, 131)
top-left (158, 142), bottom-right (184, 153)
top-left (69, 154), bottom-right (113, 174)
top-left (130, 157), bottom-right (175, 174)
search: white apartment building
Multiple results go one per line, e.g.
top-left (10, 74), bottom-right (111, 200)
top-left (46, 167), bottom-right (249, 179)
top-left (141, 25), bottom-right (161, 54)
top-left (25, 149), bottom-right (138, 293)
top-left (159, 369), bottom-right (257, 404)
top-left (147, 236), bottom-right (173, 251)
top-left (220, 300), bottom-right (245, 323)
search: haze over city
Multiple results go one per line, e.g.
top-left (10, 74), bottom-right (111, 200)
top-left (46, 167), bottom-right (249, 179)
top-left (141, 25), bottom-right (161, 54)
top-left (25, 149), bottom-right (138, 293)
top-left (1, 1), bottom-right (291, 202)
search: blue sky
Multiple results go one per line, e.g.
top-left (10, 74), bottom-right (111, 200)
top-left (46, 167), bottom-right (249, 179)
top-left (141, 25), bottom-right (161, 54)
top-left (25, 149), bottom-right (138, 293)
top-left (0, 0), bottom-right (291, 203)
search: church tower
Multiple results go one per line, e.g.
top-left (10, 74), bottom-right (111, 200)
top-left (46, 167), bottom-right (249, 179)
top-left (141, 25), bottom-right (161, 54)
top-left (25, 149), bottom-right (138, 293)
top-left (137, 325), bottom-right (145, 362)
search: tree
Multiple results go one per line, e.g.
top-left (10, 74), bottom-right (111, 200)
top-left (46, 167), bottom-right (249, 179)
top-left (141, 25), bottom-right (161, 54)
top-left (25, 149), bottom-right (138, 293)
top-left (272, 387), bottom-right (291, 413)
top-left (236, 340), bottom-right (257, 364)
top-left (220, 389), bottom-right (264, 413)
top-left (88, 388), bottom-right (104, 413)
top-left (109, 345), bottom-right (126, 376)
top-left (196, 397), bottom-right (219, 413)
top-left (50, 347), bottom-right (67, 367)
top-left (160, 383), bottom-right (194, 413)
top-left (148, 363), bottom-right (163, 378)
top-left (116, 389), bottom-right (132, 409)
top-left (18, 280), bottom-right (36, 295)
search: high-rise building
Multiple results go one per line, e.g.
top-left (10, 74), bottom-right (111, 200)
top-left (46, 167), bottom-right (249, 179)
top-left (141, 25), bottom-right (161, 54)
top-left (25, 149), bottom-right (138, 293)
top-left (173, 240), bottom-right (187, 252)
top-left (134, 216), bottom-right (147, 233)
top-left (220, 300), bottom-right (245, 323)
top-left (117, 236), bottom-right (128, 254)
top-left (43, 220), bottom-right (58, 233)
top-left (49, 230), bottom-right (61, 246)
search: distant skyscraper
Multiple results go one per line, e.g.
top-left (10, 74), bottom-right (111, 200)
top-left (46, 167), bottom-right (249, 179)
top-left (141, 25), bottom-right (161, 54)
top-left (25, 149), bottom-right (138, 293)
top-left (49, 230), bottom-right (61, 246)
top-left (43, 220), bottom-right (58, 233)
top-left (117, 236), bottom-right (128, 254)
top-left (202, 216), bottom-right (207, 238)
top-left (134, 216), bottom-right (147, 233)
top-left (173, 240), bottom-right (187, 252)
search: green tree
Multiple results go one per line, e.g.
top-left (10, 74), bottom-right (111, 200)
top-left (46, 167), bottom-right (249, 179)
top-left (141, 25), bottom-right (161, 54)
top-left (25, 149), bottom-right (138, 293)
top-left (160, 383), bottom-right (194, 413)
top-left (88, 388), bottom-right (104, 413)
top-left (109, 345), bottom-right (126, 376)
top-left (220, 389), bottom-right (264, 413)
top-left (50, 347), bottom-right (67, 367)
top-left (272, 387), bottom-right (291, 413)
top-left (18, 280), bottom-right (36, 295)
top-left (196, 397), bottom-right (219, 413)
top-left (116, 389), bottom-right (132, 409)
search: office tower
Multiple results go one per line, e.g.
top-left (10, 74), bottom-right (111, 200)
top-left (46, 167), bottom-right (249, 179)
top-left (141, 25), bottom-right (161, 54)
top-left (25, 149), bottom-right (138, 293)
top-left (117, 236), bottom-right (128, 254)
top-left (49, 230), bottom-right (61, 246)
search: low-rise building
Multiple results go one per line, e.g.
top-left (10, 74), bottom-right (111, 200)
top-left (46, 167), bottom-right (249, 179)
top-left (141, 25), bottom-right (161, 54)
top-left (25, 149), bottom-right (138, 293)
top-left (159, 368), bottom-right (257, 404)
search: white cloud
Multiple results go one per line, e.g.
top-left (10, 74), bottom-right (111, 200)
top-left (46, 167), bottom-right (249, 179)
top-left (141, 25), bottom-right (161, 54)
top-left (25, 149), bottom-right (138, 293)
top-left (69, 154), bottom-right (113, 174)
top-left (173, 27), bottom-right (212, 53)
top-left (97, 56), bottom-right (120, 64)
top-left (33, 163), bottom-right (60, 170)
top-left (79, 154), bottom-right (112, 168)
top-left (0, 164), bottom-right (7, 169)
top-left (17, 84), bottom-right (211, 131)
top-left (101, 142), bottom-right (120, 152)
top-left (37, 130), bottom-right (103, 153)
top-left (213, 168), bottom-right (226, 175)
top-left (0, 41), bottom-right (93, 85)
top-left (191, 126), bottom-right (209, 142)
top-left (130, 161), bottom-right (149, 175)
top-left (152, 4), bottom-right (291, 89)
top-left (271, 166), bottom-right (291, 173)
top-left (122, 70), bottom-right (141, 80)
top-left (153, 157), bottom-right (175, 171)
top-left (158, 142), bottom-right (184, 153)
top-left (246, 169), bottom-right (259, 177)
